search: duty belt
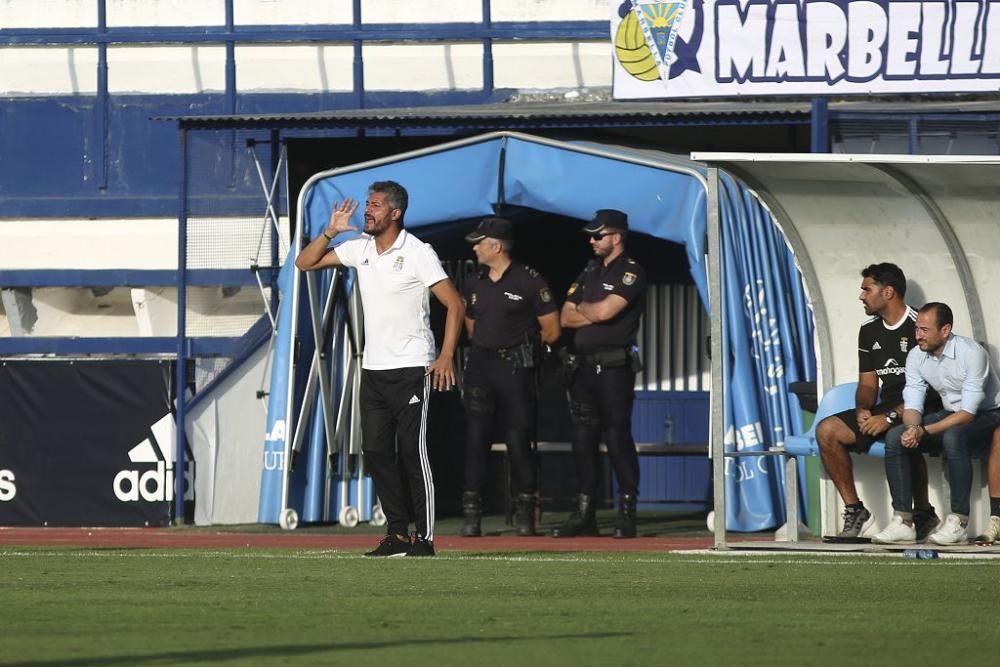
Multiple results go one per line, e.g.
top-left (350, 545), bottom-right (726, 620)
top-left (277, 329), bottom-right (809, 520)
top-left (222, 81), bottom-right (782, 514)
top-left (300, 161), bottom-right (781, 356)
top-left (472, 343), bottom-right (537, 369)
top-left (576, 346), bottom-right (642, 374)
top-left (473, 345), bottom-right (515, 359)
top-left (578, 347), bottom-right (630, 367)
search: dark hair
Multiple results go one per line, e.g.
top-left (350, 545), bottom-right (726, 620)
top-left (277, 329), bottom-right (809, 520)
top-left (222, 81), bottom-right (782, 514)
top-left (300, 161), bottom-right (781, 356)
top-left (861, 263), bottom-right (906, 298)
top-left (918, 302), bottom-right (953, 329)
top-left (369, 181), bottom-right (408, 225)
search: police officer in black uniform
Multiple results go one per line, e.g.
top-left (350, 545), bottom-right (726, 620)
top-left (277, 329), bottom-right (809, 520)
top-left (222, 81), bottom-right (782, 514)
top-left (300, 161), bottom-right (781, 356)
top-left (460, 217), bottom-right (561, 537)
top-left (553, 209), bottom-right (647, 539)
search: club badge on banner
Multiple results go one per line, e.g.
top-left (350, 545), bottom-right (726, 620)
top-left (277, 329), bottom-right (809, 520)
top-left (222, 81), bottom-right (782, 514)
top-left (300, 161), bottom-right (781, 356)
top-left (611, 0), bottom-right (1000, 99)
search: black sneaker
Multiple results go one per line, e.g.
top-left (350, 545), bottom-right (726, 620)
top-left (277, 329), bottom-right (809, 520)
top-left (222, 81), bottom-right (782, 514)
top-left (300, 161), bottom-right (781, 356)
top-left (406, 535), bottom-right (435, 557)
top-left (835, 504), bottom-right (872, 539)
top-left (913, 506), bottom-right (941, 543)
top-left (364, 534), bottom-right (411, 558)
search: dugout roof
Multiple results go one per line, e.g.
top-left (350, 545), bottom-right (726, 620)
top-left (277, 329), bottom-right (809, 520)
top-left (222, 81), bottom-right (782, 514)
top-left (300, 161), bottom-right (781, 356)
top-left (694, 152), bottom-right (1000, 394)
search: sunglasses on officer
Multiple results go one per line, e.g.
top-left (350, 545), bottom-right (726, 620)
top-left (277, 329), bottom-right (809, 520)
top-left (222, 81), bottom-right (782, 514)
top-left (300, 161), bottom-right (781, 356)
top-left (587, 231), bottom-right (615, 241)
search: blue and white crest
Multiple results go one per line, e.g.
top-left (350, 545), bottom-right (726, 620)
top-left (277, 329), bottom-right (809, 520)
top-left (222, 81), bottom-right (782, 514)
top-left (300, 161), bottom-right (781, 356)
top-left (631, 0), bottom-right (688, 83)
top-left (613, 0), bottom-right (704, 87)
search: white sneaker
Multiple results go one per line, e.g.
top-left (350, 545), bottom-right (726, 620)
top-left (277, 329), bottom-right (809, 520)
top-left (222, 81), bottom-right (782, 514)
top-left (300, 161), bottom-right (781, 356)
top-left (928, 513), bottom-right (968, 546)
top-left (872, 514), bottom-right (916, 545)
top-left (974, 516), bottom-right (1000, 546)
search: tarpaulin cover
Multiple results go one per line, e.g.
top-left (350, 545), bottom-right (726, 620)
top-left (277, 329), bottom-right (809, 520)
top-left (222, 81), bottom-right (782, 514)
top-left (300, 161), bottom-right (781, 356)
top-left (259, 133), bottom-right (815, 530)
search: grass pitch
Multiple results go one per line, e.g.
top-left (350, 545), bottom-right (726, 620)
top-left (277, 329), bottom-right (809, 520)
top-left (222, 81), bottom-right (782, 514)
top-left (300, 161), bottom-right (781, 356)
top-left (4, 547), bottom-right (999, 666)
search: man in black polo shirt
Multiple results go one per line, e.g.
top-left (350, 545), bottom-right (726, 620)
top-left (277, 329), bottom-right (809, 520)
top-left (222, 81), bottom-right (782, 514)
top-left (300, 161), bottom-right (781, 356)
top-left (460, 217), bottom-right (561, 537)
top-left (815, 263), bottom-right (940, 542)
top-left (554, 209), bottom-right (647, 539)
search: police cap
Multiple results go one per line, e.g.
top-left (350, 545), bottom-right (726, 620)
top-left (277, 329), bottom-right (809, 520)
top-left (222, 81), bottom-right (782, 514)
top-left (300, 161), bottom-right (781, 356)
top-left (465, 216), bottom-right (514, 243)
top-left (583, 209), bottom-right (629, 234)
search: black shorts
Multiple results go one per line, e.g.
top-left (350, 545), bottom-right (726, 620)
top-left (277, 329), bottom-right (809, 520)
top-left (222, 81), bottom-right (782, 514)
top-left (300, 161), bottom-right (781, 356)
top-left (832, 405), bottom-right (891, 453)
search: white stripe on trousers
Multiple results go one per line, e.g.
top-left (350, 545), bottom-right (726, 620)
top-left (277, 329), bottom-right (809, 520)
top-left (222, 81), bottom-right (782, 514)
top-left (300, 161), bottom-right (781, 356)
top-left (418, 373), bottom-right (435, 540)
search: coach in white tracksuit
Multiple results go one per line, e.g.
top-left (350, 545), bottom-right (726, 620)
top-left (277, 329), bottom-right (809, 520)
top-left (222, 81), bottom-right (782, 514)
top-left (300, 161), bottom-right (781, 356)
top-left (295, 180), bottom-right (464, 558)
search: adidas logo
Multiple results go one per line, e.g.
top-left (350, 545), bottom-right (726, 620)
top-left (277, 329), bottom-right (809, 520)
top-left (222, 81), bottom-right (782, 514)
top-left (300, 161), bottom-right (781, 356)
top-left (872, 342), bottom-right (882, 350)
top-left (113, 413), bottom-right (194, 503)
top-left (408, 395), bottom-right (421, 405)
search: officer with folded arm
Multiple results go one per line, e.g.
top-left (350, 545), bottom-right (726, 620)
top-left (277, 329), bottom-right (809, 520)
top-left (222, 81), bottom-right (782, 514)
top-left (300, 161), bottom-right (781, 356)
top-left (554, 209), bottom-right (647, 539)
top-left (460, 217), bottom-right (561, 537)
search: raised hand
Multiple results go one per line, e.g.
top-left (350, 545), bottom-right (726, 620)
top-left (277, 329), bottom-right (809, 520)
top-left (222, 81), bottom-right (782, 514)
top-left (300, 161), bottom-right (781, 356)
top-left (326, 198), bottom-right (359, 237)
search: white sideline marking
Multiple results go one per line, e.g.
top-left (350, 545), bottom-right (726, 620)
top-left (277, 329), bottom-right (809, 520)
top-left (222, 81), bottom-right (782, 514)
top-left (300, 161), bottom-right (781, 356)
top-left (4, 550), bottom-right (1000, 564)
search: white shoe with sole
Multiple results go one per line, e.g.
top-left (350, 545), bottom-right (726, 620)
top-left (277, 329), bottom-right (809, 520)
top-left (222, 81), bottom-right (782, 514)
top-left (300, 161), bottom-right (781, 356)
top-left (872, 514), bottom-right (916, 545)
top-left (928, 513), bottom-right (968, 546)
top-left (974, 515), bottom-right (1000, 546)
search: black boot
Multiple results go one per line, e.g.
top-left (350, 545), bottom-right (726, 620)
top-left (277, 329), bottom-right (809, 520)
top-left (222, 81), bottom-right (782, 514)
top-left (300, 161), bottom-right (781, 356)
top-left (551, 494), bottom-right (599, 537)
top-left (515, 493), bottom-right (538, 536)
top-left (461, 491), bottom-right (482, 537)
top-left (613, 493), bottom-right (637, 539)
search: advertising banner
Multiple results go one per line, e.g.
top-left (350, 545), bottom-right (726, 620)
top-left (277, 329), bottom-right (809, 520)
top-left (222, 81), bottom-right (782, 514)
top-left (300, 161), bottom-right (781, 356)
top-left (0, 360), bottom-right (190, 527)
top-left (612, 0), bottom-right (1000, 99)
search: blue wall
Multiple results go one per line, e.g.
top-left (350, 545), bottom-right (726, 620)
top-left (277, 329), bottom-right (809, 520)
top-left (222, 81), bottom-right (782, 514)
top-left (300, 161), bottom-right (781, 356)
top-left (0, 91), bottom-right (514, 218)
top-left (628, 391), bottom-right (711, 510)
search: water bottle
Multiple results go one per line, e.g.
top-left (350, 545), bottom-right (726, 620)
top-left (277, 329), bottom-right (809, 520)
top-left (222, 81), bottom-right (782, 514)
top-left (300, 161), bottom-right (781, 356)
top-left (902, 549), bottom-right (939, 560)
top-left (664, 415), bottom-right (675, 445)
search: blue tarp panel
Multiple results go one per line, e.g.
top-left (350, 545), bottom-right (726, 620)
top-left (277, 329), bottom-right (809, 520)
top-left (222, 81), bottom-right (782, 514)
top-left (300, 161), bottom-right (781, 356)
top-left (260, 133), bottom-right (816, 531)
top-left (498, 139), bottom-right (709, 302)
top-left (718, 172), bottom-right (816, 531)
top-left (303, 139), bottom-right (504, 236)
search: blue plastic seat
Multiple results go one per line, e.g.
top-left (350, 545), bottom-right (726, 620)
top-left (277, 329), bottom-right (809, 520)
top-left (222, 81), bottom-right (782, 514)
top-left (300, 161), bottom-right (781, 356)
top-left (784, 382), bottom-right (859, 457)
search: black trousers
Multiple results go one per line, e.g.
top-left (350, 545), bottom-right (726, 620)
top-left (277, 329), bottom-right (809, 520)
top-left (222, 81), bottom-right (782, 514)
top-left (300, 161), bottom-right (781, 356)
top-left (463, 351), bottom-right (537, 495)
top-left (568, 363), bottom-right (638, 497)
top-left (360, 367), bottom-right (435, 540)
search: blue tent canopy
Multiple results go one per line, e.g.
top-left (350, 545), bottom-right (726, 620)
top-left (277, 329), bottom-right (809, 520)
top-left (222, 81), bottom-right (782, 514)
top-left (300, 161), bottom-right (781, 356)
top-left (300, 134), bottom-right (711, 304)
top-left (262, 132), bottom-right (816, 532)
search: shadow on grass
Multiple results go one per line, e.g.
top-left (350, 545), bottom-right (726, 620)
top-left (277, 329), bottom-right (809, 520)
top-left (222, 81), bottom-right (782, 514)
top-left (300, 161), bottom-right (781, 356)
top-left (12, 632), bottom-right (632, 666)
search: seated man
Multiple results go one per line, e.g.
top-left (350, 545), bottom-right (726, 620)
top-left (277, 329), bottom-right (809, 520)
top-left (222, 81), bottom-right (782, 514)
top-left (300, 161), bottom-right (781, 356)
top-left (874, 302), bottom-right (1000, 546)
top-left (974, 427), bottom-right (1000, 545)
top-left (816, 263), bottom-right (939, 541)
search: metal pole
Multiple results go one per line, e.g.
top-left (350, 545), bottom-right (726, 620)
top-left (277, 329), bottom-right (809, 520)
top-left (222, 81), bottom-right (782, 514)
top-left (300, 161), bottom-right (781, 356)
top-left (96, 0), bottom-right (108, 190)
top-left (810, 97), bottom-right (829, 153)
top-left (707, 167), bottom-right (727, 550)
top-left (270, 130), bottom-right (282, 324)
top-left (174, 126), bottom-right (189, 523)
top-left (908, 117), bottom-right (920, 155)
top-left (482, 0), bottom-right (494, 98)
top-left (225, 0), bottom-right (235, 115)
top-left (353, 0), bottom-right (364, 108)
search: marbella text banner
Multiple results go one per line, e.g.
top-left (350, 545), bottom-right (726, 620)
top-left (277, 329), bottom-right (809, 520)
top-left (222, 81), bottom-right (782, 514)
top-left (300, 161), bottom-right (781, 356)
top-left (612, 0), bottom-right (1000, 99)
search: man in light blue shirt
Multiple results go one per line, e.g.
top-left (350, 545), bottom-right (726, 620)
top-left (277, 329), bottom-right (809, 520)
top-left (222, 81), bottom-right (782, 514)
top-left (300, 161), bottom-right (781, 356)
top-left (873, 302), bottom-right (1000, 546)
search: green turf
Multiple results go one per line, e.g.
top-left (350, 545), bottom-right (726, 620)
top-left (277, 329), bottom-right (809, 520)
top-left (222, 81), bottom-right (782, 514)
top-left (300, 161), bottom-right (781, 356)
top-left (4, 548), bottom-right (1000, 666)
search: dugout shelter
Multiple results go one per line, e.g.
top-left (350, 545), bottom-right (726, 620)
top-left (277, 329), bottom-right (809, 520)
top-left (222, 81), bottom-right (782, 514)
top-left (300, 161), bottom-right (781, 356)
top-left (253, 131), bottom-right (814, 533)
top-left (696, 153), bottom-right (1000, 547)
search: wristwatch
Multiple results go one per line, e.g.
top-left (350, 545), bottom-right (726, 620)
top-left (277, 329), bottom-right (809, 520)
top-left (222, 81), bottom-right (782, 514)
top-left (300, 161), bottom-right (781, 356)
top-left (885, 410), bottom-right (899, 425)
